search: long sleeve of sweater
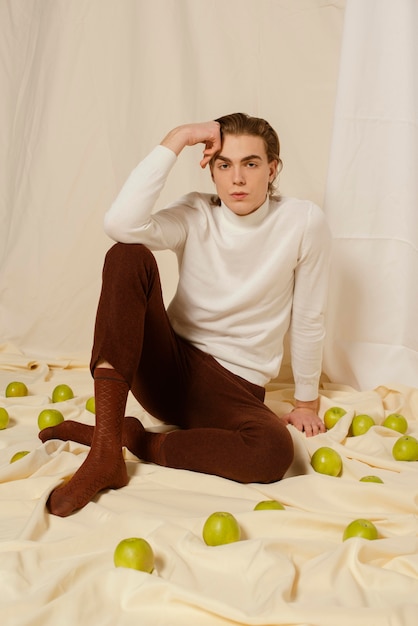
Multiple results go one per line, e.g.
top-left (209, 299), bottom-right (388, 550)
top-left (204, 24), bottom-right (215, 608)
top-left (104, 145), bottom-right (179, 245)
top-left (289, 206), bottom-right (331, 400)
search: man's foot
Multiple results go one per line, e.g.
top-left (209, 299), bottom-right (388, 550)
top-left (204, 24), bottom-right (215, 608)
top-left (39, 416), bottom-right (147, 457)
top-left (45, 367), bottom-right (131, 517)
top-left (47, 449), bottom-right (128, 517)
top-left (39, 420), bottom-right (94, 446)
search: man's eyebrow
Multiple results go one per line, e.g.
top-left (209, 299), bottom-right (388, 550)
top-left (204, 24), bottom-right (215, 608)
top-left (214, 154), bottom-right (263, 163)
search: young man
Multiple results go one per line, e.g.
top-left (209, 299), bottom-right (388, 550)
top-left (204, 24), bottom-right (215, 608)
top-left (40, 113), bottom-right (331, 517)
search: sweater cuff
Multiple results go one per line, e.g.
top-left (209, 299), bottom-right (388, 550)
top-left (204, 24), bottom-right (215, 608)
top-left (147, 144), bottom-right (178, 169)
top-left (294, 380), bottom-right (320, 402)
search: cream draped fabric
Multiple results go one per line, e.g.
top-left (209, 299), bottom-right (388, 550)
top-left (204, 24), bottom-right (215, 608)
top-left (0, 361), bottom-right (417, 625)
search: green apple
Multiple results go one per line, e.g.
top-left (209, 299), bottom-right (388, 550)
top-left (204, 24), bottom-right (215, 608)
top-left (310, 446), bottom-right (342, 477)
top-left (5, 381), bottom-right (28, 397)
top-left (350, 414), bottom-right (375, 436)
top-left (359, 475), bottom-right (384, 483)
top-left (52, 384), bottom-right (74, 403)
top-left (202, 511), bottom-right (241, 546)
top-left (254, 500), bottom-right (285, 511)
top-left (113, 537), bottom-right (155, 573)
top-left (343, 518), bottom-right (378, 541)
top-left (38, 408), bottom-right (65, 430)
top-left (392, 435), bottom-right (418, 461)
top-left (382, 413), bottom-right (408, 434)
top-left (0, 407), bottom-right (10, 429)
top-left (323, 406), bottom-right (347, 430)
top-left (85, 396), bottom-right (95, 414)
top-left (10, 450), bottom-right (30, 463)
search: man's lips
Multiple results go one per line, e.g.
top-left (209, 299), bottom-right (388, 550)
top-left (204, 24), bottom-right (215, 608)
top-left (230, 193), bottom-right (248, 200)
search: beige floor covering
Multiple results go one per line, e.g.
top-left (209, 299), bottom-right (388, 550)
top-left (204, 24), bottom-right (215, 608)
top-left (0, 347), bottom-right (417, 626)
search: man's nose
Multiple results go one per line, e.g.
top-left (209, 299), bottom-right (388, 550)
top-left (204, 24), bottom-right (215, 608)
top-left (232, 167), bottom-right (245, 184)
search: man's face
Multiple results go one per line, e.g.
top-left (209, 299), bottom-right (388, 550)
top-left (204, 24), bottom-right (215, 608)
top-left (211, 134), bottom-right (278, 216)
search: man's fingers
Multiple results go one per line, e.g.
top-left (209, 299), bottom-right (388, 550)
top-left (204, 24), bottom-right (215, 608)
top-left (200, 141), bottom-right (220, 168)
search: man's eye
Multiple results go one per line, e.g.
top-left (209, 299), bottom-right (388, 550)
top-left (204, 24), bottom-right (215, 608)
top-left (218, 163), bottom-right (229, 169)
top-left (247, 162), bottom-right (257, 168)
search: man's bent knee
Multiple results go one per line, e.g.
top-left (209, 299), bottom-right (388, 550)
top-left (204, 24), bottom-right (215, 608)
top-left (103, 243), bottom-right (160, 285)
top-left (105, 242), bottom-right (155, 266)
top-left (241, 419), bottom-right (294, 483)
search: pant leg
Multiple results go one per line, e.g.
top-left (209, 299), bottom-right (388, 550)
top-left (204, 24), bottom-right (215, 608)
top-left (157, 348), bottom-right (294, 483)
top-left (90, 243), bottom-right (188, 425)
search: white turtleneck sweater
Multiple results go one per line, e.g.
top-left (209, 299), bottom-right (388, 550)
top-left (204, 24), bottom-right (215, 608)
top-left (104, 145), bottom-right (331, 400)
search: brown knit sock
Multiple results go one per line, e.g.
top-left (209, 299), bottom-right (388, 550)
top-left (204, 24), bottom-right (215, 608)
top-left (123, 416), bottom-right (166, 463)
top-left (47, 368), bottom-right (129, 517)
top-left (39, 420), bottom-right (94, 446)
top-left (39, 413), bottom-right (166, 465)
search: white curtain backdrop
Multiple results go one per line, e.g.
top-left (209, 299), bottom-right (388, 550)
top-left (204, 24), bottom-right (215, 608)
top-left (2, 0), bottom-right (417, 391)
top-left (0, 0), bottom-right (344, 367)
top-left (323, 0), bottom-right (418, 390)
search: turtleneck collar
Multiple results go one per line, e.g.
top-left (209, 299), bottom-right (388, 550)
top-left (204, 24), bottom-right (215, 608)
top-left (220, 196), bottom-right (270, 229)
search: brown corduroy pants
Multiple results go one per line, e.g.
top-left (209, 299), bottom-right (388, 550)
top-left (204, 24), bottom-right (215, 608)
top-left (90, 243), bottom-right (294, 483)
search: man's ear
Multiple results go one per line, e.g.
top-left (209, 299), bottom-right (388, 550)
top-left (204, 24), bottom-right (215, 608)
top-left (268, 159), bottom-right (279, 182)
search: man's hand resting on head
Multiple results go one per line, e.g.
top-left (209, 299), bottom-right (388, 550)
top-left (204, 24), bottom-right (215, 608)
top-left (161, 121), bottom-right (222, 168)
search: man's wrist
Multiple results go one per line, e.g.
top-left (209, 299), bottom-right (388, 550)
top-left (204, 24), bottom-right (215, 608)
top-left (160, 126), bottom-right (190, 156)
top-left (293, 398), bottom-right (320, 413)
